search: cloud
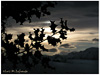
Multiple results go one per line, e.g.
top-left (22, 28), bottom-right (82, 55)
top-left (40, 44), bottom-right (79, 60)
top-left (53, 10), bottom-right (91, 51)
top-left (25, 40), bottom-right (29, 42)
top-left (59, 51), bottom-right (70, 55)
top-left (49, 48), bottom-right (57, 52)
top-left (60, 43), bottom-right (76, 49)
top-left (84, 14), bottom-right (98, 17)
top-left (92, 38), bottom-right (99, 42)
top-left (6, 1), bottom-right (98, 32)
top-left (78, 40), bottom-right (89, 41)
top-left (57, 1), bottom-right (98, 8)
top-left (89, 32), bottom-right (97, 34)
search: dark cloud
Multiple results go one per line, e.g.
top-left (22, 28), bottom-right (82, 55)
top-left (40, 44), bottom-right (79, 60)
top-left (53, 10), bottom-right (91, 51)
top-left (89, 32), bottom-right (97, 34)
top-left (49, 48), bottom-right (57, 52)
top-left (60, 43), bottom-right (75, 49)
top-left (6, 1), bottom-right (99, 33)
top-left (78, 40), bottom-right (89, 41)
top-left (69, 18), bottom-right (98, 30)
top-left (56, 1), bottom-right (98, 9)
top-left (72, 1), bottom-right (98, 7)
top-left (84, 14), bottom-right (98, 17)
top-left (92, 38), bottom-right (99, 42)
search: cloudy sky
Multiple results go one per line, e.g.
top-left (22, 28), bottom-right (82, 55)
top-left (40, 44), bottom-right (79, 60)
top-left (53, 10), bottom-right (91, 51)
top-left (6, 1), bottom-right (99, 56)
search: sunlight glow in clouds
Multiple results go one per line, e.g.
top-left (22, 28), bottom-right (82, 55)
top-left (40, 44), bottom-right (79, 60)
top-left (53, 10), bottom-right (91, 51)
top-left (44, 21), bottom-right (51, 24)
top-left (6, 23), bottom-right (99, 56)
top-left (44, 27), bottom-right (52, 32)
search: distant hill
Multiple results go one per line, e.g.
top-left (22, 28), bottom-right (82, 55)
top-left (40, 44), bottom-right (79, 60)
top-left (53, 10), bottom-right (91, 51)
top-left (51, 47), bottom-right (98, 62)
top-left (66, 47), bottom-right (98, 60)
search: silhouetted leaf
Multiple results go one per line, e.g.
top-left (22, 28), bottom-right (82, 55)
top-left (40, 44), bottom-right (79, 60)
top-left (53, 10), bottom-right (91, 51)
top-left (70, 28), bottom-right (75, 32)
top-left (47, 36), bottom-right (61, 46)
top-left (29, 32), bottom-right (34, 40)
top-left (50, 21), bottom-right (57, 34)
top-left (15, 33), bottom-right (25, 47)
top-left (59, 29), bottom-right (67, 40)
top-left (5, 34), bottom-right (13, 43)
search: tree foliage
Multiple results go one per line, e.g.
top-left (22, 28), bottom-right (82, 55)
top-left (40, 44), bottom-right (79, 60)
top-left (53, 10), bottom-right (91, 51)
top-left (1, 1), bottom-right (56, 24)
top-left (1, 1), bottom-right (75, 72)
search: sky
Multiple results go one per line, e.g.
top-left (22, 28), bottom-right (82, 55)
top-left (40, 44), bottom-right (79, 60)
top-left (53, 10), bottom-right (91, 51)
top-left (5, 1), bottom-right (99, 56)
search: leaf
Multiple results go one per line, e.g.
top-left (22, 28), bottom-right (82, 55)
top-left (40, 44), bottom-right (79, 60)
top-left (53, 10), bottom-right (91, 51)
top-left (70, 28), bottom-right (75, 32)
top-left (29, 32), bottom-right (34, 40)
top-left (47, 36), bottom-right (61, 46)
top-left (59, 29), bottom-right (67, 40)
top-left (7, 34), bottom-right (13, 40)
top-left (50, 21), bottom-right (57, 34)
top-left (16, 33), bottom-right (25, 47)
top-left (5, 34), bottom-right (13, 42)
top-left (14, 39), bottom-right (19, 45)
